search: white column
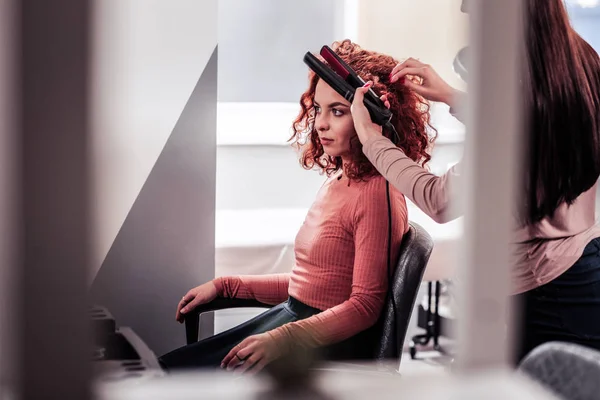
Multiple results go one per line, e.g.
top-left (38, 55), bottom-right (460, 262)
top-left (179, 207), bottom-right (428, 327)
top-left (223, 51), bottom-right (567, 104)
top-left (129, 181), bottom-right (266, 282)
top-left (456, 0), bottom-right (524, 371)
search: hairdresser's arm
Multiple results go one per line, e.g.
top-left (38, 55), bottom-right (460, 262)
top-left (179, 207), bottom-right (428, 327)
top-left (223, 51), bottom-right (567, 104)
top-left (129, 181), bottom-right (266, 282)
top-left (362, 136), bottom-right (462, 223)
top-left (352, 91), bottom-right (464, 222)
top-left (352, 63), bottom-right (465, 223)
top-left (213, 274), bottom-right (290, 305)
top-left (266, 187), bottom-right (407, 350)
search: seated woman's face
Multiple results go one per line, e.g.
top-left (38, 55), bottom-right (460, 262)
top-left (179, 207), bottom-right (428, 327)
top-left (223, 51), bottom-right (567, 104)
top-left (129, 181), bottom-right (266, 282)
top-left (313, 79), bottom-right (356, 160)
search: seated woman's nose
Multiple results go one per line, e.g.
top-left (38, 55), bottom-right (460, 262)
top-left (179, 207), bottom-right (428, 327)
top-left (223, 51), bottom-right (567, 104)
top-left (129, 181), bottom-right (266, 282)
top-left (315, 117), bottom-right (329, 131)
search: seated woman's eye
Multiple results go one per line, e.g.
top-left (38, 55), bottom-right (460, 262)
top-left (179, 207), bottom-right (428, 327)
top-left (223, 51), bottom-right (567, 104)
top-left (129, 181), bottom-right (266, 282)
top-left (332, 108), bottom-right (344, 116)
top-left (314, 105), bottom-right (321, 114)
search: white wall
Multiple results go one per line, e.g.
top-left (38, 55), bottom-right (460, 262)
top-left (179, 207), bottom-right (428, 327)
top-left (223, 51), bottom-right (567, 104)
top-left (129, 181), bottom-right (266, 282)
top-left (358, 0), bottom-right (469, 90)
top-left (91, 0), bottom-right (218, 279)
top-left (215, 0), bottom-right (468, 212)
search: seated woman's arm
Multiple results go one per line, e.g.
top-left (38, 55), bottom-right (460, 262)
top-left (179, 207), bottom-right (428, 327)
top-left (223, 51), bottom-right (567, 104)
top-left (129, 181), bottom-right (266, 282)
top-left (213, 274), bottom-right (291, 306)
top-left (267, 187), bottom-right (407, 349)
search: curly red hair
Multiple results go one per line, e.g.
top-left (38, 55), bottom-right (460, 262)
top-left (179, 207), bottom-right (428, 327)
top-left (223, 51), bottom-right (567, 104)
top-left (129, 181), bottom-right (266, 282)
top-left (289, 40), bottom-right (436, 181)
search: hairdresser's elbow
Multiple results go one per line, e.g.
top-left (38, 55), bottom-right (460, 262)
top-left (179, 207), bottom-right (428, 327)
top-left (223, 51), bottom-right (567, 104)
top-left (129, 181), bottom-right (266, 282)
top-left (428, 198), bottom-right (462, 224)
top-left (421, 185), bottom-right (457, 224)
top-left (430, 211), bottom-right (453, 224)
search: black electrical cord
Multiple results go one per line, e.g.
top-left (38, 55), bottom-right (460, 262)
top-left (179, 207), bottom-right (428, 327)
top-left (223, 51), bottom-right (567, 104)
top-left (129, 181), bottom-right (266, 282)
top-left (382, 122), bottom-right (400, 336)
top-left (385, 180), bottom-right (397, 328)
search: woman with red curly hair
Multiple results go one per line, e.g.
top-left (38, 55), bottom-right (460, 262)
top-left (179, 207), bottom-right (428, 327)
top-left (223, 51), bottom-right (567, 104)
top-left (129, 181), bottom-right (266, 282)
top-left (159, 40), bottom-right (434, 373)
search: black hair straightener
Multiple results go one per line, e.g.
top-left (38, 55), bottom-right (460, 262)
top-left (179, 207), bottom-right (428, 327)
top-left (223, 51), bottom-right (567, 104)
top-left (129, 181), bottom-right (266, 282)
top-left (303, 45), bottom-right (401, 143)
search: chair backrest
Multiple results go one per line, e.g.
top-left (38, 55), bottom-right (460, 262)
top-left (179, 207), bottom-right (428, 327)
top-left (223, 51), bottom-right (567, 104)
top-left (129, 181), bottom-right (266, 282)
top-left (373, 221), bottom-right (434, 361)
top-left (519, 342), bottom-right (600, 400)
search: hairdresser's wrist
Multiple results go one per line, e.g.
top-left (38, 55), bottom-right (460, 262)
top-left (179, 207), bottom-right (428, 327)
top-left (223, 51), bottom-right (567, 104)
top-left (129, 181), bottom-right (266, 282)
top-left (356, 123), bottom-right (382, 145)
top-left (443, 88), bottom-right (464, 111)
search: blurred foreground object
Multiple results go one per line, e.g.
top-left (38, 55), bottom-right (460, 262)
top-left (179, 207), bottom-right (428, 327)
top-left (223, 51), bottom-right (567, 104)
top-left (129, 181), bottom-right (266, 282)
top-left (519, 342), bottom-right (600, 400)
top-left (96, 367), bottom-right (559, 400)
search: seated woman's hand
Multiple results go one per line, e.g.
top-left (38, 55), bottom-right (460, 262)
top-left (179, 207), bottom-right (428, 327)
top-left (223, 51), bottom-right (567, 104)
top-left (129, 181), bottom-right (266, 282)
top-left (221, 332), bottom-right (282, 374)
top-left (175, 281), bottom-right (217, 323)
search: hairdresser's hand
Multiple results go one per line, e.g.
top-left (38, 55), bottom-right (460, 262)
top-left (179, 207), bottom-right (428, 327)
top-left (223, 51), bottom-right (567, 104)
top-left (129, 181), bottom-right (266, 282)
top-left (175, 281), bottom-right (217, 323)
top-left (390, 58), bottom-right (458, 108)
top-left (351, 81), bottom-right (391, 145)
top-left (221, 333), bottom-right (282, 375)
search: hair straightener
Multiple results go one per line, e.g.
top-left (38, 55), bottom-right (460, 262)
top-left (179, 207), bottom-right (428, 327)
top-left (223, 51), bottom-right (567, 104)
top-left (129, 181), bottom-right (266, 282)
top-left (303, 45), bottom-right (400, 142)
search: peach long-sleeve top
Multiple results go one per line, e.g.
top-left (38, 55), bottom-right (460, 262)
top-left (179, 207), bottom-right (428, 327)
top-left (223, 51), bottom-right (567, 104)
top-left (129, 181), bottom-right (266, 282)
top-left (362, 110), bottom-right (600, 295)
top-left (213, 173), bottom-right (408, 349)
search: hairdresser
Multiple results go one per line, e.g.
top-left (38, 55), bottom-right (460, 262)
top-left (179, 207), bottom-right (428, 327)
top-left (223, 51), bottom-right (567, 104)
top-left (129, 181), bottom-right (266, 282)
top-left (350, 0), bottom-right (600, 363)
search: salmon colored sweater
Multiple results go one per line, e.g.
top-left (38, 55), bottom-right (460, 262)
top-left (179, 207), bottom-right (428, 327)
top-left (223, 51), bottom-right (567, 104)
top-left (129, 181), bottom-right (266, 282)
top-left (213, 173), bottom-right (408, 349)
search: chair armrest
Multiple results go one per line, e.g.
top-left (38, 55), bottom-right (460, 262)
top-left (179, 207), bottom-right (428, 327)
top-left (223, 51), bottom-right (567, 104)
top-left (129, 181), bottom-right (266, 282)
top-left (184, 298), bottom-right (273, 345)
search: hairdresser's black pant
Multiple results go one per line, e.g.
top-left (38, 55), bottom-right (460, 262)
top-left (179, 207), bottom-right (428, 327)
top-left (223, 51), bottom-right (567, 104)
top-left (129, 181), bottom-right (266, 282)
top-left (159, 296), bottom-right (376, 370)
top-left (516, 237), bottom-right (600, 363)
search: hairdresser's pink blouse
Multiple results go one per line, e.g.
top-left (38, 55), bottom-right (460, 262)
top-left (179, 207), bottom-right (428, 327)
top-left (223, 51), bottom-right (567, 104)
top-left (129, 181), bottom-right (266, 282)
top-left (362, 110), bottom-right (600, 295)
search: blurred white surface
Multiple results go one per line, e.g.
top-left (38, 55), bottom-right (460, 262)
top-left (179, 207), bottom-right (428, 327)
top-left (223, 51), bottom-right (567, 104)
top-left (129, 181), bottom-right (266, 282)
top-left (96, 367), bottom-right (558, 400)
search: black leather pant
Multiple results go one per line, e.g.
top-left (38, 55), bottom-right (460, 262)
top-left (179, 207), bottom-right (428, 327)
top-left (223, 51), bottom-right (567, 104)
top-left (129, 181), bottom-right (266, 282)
top-left (159, 297), bottom-right (319, 370)
top-left (516, 237), bottom-right (600, 363)
top-left (159, 296), bottom-right (376, 370)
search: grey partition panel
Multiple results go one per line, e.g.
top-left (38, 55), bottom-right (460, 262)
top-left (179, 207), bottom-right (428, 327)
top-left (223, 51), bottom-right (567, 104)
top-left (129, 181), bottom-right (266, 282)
top-left (91, 48), bottom-right (218, 356)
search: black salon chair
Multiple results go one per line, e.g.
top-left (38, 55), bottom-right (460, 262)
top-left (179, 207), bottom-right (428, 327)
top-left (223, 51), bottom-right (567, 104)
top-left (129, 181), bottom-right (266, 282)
top-left (184, 221), bottom-right (433, 364)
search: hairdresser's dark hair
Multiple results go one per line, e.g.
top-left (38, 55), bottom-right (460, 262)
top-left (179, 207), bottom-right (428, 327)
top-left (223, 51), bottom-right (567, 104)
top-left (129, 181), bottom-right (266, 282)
top-left (521, 0), bottom-right (600, 224)
top-left (289, 40), bottom-right (435, 181)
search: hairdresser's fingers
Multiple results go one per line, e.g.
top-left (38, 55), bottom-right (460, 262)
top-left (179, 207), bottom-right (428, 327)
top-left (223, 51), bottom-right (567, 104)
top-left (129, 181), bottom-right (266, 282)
top-left (351, 82), bottom-right (372, 115)
top-left (403, 79), bottom-right (444, 102)
top-left (399, 66), bottom-right (456, 104)
top-left (351, 86), bottom-right (374, 127)
top-left (390, 67), bottom-right (426, 83)
top-left (403, 79), bottom-right (442, 101)
top-left (403, 79), bottom-right (430, 96)
top-left (391, 58), bottom-right (423, 74)
top-left (390, 58), bottom-right (425, 78)
top-left (352, 81), bottom-right (383, 143)
top-left (380, 94), bottom-right (391, 109)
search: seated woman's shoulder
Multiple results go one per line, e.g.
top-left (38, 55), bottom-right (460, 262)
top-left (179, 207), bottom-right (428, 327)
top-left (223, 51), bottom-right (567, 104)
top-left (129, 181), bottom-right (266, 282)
top-left (358, 175), bottom-right (407, 205)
